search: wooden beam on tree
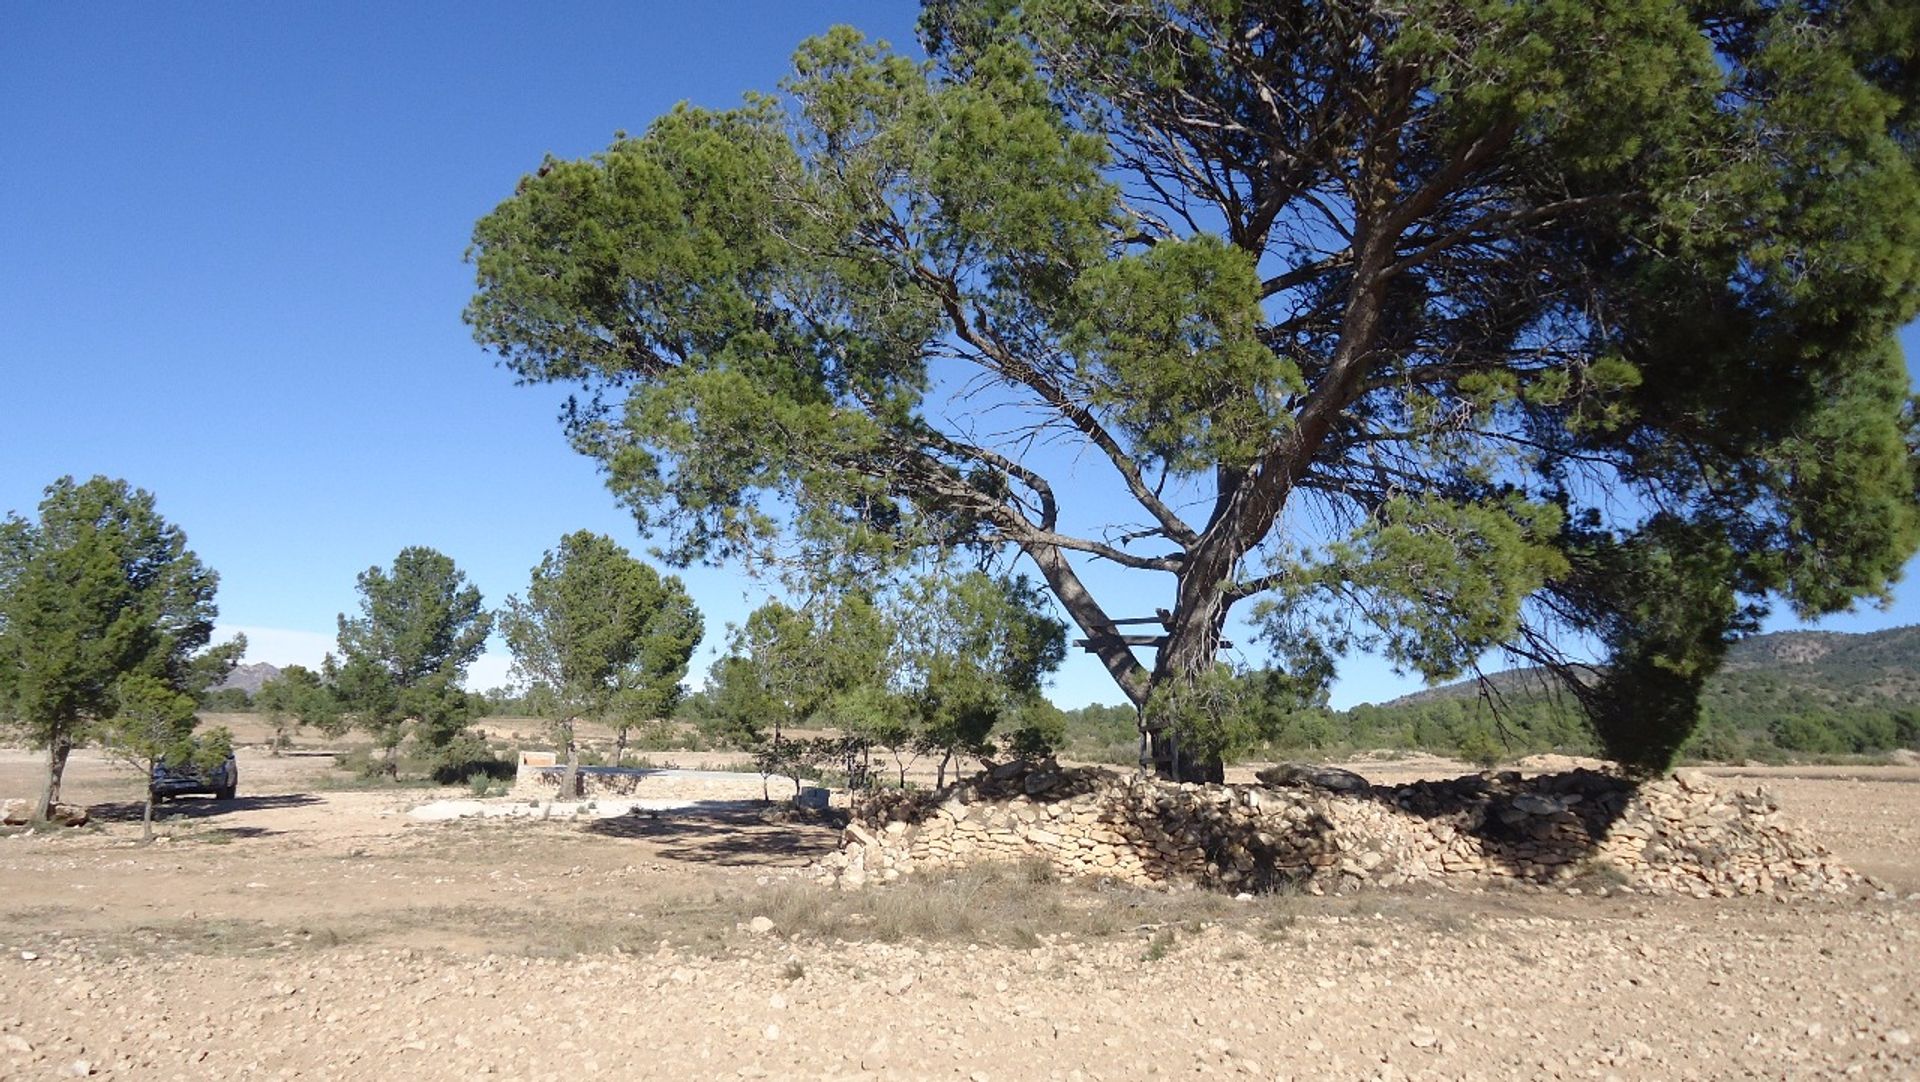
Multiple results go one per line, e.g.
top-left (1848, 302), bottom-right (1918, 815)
top-left (1075, 634), bottom-right (1233, 650)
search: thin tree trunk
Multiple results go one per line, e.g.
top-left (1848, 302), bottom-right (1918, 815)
top-left (614, 727), bottom-right (627, 769)
top-left (142, 786), bottom-right (155, 842)
top-left (559, 717), bottom-right (580, 799)
top-left (37, 734), bottom-right (73, 820)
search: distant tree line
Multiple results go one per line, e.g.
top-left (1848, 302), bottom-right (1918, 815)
top-left (674, 567), bottom-right (1068, 797)
top-left (1042, 669), bottom-right (1920, 768)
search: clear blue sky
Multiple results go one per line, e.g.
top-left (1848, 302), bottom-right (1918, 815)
top-left (4, 2), bottom-right (1916, 710)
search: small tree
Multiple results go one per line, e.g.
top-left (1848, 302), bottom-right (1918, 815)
top-left (253, 664), bottom-right (342, 754)
top-left (101, 674), bottom-right (231, 840)
top-left (0, 477), bottom-right (240, 819)
top-left (719, 595), bottom-right (892, 799)
top-left (329, 547), bottom-right (491, 775)
top-left (687, 655), bottom-right (774, 749)
top-left (896, 571), bottom-right (1067, 785)
top-left (499, 531), bottom-right (703, 797)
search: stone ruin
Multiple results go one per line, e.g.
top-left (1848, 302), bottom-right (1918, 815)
top-left (814, 759), bottom-right (1873, 900)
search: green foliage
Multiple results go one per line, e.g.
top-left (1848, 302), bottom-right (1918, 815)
top-left (1453, 725), bottom-right (1504, 771)
top-left (470, 2), bottom-right (1920, 775)
top-left (104, 676), bottom-right (236, 836)
top-left (1144, 665), bottom-right (1262, 768)
top-left (1555, 519), bottom-right (1749, 774)
top-left (499, 530), bottom-right (703, 742)
top-left (328, 547), bottom-right (491, 762)
top-left (428, 731), bottom-right (513, 786)
top-left (199, 687), bottom-right (253, 712)
top-left (103, 674), bottom-right (200, 769)
top-left (700, 566), bottom-right (1068, 786)
top-left (1243, 626), bottom-right (1920, 766)
top-left (681, 655), bottom-right (776, 748)
top-left (254, 664), bottom-right (344, 749)
top-left (0, 476), bottom-right (240, 815)
top-left (898, 570), bottom-right (1068, 766)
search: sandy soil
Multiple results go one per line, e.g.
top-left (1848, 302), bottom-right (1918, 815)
top-left (0, 745), bottom-right (1914, 1080)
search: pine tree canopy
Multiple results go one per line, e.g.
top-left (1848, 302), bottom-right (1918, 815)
top-left (467, 0), bottom-right (1920, 773)
top-left (500, 530), bottom-right (703, 724)
top-left (0, 476), bottom-right (239, 813)
top-left (330, 546), bottom-right (492, 754)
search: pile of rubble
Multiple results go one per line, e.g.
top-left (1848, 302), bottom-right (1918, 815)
top-left (815, 760), bottom-right (1869, 899)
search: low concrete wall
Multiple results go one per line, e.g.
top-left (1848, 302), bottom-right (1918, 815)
top-left (511, 753), bottom-right (769, 802)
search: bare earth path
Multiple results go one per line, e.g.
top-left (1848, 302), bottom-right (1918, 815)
top-left (0, 747), bottom-right (1914, 1080)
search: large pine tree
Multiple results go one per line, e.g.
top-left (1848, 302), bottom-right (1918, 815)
top-left (467, 1), bottom-right (1920, 776)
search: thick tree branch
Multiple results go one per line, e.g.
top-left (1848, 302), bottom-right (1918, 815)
top-left (910, 263), bottom-right (1203, 548)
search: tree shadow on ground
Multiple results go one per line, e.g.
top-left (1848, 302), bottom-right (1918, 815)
top-left (582, 803), bottom-right (840, 867)
top-left (88, 793), bottom-right (322, 833)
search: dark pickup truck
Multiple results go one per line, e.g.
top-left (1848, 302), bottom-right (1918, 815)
top-left (150, 753), bottom-right (238, 801)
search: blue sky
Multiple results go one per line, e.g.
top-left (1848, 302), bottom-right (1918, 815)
top-left (4, 1), bottom-right (1917, 711)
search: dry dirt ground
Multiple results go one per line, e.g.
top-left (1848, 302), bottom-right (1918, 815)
top-left (1, 742), bottom-right (1915, 1081)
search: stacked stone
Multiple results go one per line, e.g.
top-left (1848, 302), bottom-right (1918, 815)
top-left (813, 760), bottom-right (1869, 900)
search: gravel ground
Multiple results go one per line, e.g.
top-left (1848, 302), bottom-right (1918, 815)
top-left (1, 746), bottom-right (1915, 1080)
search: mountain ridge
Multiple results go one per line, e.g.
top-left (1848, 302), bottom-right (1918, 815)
top-left (213, 661), bottom-right (282, 695)
top-left (1371, 625), bottom-right (1920, 710)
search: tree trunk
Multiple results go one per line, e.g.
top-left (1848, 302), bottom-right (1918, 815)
top-left (142, 786), bottom-right (155, 842)
top-left (37, 734), bottom-right (73, 820)
top-left (613, 727), bottom-right (627, 769)
top-left (1143, 593), bottom-right (1232, 783)
top-left (1146, 728), bottom-right (1225, 784)
top-left (559, 717), bottom-right (580, 799)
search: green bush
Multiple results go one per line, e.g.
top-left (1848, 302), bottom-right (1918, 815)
top-left (430, 732), bottom-right (513, 785)
top-left (1454, 725), bottom-right (1503, 770)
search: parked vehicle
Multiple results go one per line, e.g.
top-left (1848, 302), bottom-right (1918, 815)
top-left (150, 753), bottom-right (238, 801)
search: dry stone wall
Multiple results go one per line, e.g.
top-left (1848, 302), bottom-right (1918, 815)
top-left (815, 760), bottom-right (1871, 900)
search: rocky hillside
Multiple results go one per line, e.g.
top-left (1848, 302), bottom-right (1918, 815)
top-left (212, 661), bottom-right (281, 695)
top-left (1330, 625), bottom-right (1920, 760)
top-left (1378, 625), bottom-right (1920, 710)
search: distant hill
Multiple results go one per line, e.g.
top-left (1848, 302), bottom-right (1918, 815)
top-left (214, 662), bottom-right (282, 695)
top-left (1373, 625), bottom-right (1920, 710)
top-left (1338, 626), bottom-right (1920, 761)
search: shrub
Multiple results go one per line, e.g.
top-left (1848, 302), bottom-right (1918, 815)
top-left (430, 732), bottom-right (513, 785)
